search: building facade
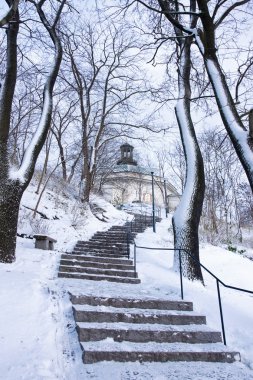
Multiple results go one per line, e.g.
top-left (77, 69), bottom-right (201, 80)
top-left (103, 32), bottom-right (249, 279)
top-left (102, 144), bottom-right (180, 211)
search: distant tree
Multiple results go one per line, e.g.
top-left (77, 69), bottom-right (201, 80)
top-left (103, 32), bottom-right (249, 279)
top-left (199, 129), bottom-right (244, 243)
top-left (237, 182), bottom-right (253, 227)
top-left (50, 95), bottom-right (79, 182)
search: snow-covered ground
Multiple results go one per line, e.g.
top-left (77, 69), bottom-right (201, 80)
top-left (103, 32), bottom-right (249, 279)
top-left (1, 184), bottom-right (253, 379)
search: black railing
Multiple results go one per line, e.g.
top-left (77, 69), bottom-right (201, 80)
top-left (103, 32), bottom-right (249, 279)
top-left (133, 243), bottom-right (253, 346)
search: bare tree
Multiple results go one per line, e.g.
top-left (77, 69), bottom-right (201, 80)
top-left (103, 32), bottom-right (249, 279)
top-left (170, 6), bottom-right (204, 281)
top-left (50, 95), bottom-right (79, 182)
top-left (140, 0), bottom-right (253, 195)
top-left (199, 129), bottom-right (244, 244)
top-left (0, 0), bottom-right (66, 263)
top-left (62, 22), bottom-right (151, 203)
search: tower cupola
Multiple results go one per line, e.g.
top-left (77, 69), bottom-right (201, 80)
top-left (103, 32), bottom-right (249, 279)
top-left (117, 143), bottom-right (137, 166)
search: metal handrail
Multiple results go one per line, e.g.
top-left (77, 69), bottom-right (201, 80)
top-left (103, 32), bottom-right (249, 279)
top-left (133, 243), bottom-right (253, 345)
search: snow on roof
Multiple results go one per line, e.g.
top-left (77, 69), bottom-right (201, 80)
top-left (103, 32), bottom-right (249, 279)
top-left (113, 163), bottom-right (157, 176)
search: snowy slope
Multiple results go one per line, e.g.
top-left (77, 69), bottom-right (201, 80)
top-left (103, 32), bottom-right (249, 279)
top-left (19, 182), bottom-right (131, 252)
top-left (1, 184), bottom-right (253, 379)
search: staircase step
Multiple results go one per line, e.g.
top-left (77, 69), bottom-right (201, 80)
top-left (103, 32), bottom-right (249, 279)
top-left (76, 323), bottom-right (222, 344)
top-left (61, 254), bottom-right (133, 265)
top-left (74, 245), bottom-right (128, 252)
top-left (70, 295), bottom-right (193, 311)
top-left (73, 308), bottom-right (206, 325)
top-left (58, 272), bottom-right (141, 284)
top-left (92, 232), bottom-right (131, 236)
top-left (89, 238), bottom-right (132, 243)
top-left (73, 246), bottom-right (128, 253)
top-left (74, 246), bottom-right (128, 252)
top-left (93, 233), bottom-right (135, 238)
top-left (74, 247), bottom-right (128, 253)
top-left (72, 251), bottom-right (128, 258)
top-left (60, 259), bottom-right (134, 271)
top-left (80, 341), bottom-right (240, 363)
top-left (76, 241), bottom-right (128, 247)
top-left (59, 265), bottom-right (137, 278)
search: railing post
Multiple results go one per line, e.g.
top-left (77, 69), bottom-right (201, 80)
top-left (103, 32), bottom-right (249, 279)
top-left (134, 243), bottom-right (137, 278)
top-left (179, 249), bottom-right (184, 300)
top-left (164, 179), bottom-right (168, 218)
top-left (127, 231), bottom-right (130, 260)
top-left (151, 171), bottom-right (156, 233)
top-left (216, 279), bottom-right (227, 345)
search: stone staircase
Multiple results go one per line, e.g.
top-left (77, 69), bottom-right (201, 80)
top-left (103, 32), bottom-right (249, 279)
top-left (58, 214), bottom-right (160, 284)
top-left (70, 294), bottom-right (240, 364)
top-left (58, 213), bottom-right (241, 365)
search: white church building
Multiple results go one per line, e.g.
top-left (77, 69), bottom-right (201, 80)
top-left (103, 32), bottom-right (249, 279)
top-left (102, 144), bottom-right (180, 212)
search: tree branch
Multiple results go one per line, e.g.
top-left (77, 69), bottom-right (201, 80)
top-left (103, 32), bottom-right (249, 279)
top-left (215, 0), bottom-right (250, 28)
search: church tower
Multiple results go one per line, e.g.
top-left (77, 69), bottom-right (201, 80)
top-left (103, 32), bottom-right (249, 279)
top-left (117, 143), bottom-right (137, 166)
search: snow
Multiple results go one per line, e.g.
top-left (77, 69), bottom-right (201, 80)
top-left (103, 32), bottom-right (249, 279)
top-left (0, 184), bottom-right (253, 379)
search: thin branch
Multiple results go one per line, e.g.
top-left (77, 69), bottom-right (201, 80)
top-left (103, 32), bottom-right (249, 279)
top-left (215, 0), bottom-right (250, 28)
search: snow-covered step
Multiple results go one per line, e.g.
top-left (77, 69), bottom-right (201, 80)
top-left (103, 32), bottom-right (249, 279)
top-left (58, 272), bottom-right (141, 284)
top-left (75, 320), bottom-right (210, 331)
top-left (73, 307), bottom-right (206, 325)
top-left (73, 247), bottom-right (128, 254)
top-left (76, 242), bottom-right (128, 247)
top-left (76, 322), bottom-right (222, 344)
top-left (60, 259), bottom-right (134, 271)
top-left (70, 294), bottom-right (193, 311)
top-left (72, 304), bottom-right (198, 316)
top-left (80, 341), bottom-right (240, 364)
top-left (89, 236), bottom-right (131, 241)
top-left (72, 250), bottom-right (128, 258)
top-left (73, 249), bottom-right (128, 256)
top-left (61, 254), bottom-right (133, 265)
top-left (93, 233), bottom-right (135, 238)
top-left (74, 243), bottom-right (127, 252)
top-left (59, 264), bottom-right (137, 278)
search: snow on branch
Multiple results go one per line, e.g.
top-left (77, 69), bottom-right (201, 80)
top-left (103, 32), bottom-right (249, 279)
top-left (0, 0), bottom-right (19, 28)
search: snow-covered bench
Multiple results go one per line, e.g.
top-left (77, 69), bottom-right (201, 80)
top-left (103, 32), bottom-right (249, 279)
top-left (34, 235), bottom-right (57, 251)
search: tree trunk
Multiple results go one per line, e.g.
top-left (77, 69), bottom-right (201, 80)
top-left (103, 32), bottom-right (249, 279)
top-left (172, 38), bottom-right (204, 282)
top-left (59, 142), bottom-right (67, 181)
top-left (0, 3), bottom-right (20, 263)
top-left (83, 170), bottom-right (93, 203)
top-left (0, 180), bottom-right (23, 263)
